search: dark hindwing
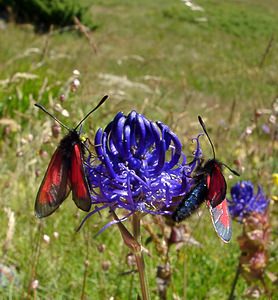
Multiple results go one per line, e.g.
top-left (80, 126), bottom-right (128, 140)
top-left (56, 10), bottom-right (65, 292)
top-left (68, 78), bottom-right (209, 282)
top-left (35, 148), bottom-right (71, 218)
top-left (206, 162), bottom-right (227, 208)
top-left (208, 199), bottom-right (232, 243)
top-left (70, 144), bottom-right (91, 212)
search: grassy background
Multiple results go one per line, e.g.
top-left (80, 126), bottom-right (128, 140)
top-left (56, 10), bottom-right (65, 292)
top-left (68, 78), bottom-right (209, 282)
top-left (0, 0), bottom-right (277, 299)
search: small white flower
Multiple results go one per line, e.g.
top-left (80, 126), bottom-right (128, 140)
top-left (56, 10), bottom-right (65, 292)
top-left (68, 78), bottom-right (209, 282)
top-left (43, 234), bottom-right (50, 243)
top-left (269, 114), bottom-right (276, 124)
top-left (31, 279), bottom-right (39, 289)
top-left (61, 109), bottom-right (70, 117)
top-left (72, 78), bottom-right (80, 87)
top-left (245, 126), bottom-right (253, 135)
top-left (73, 69), bottom-right (80, 76)
top-left (53, 231), bottom-right (59, 239)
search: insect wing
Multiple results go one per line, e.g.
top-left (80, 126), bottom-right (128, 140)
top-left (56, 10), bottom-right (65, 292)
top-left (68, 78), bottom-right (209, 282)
top-left (208, 199), bottom-right (232, 243)
top-left (70, 144), bottom-right (91, 212)
top-left (35, 148), bottom-right (71, 218)
top-left (206, 163), bottom-right (227, 208)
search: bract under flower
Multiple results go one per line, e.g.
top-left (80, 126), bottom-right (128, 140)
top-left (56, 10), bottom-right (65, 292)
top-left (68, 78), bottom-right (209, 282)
top-left (228, 181), bottom-right (269, 221)
top-left (86, 111), bottom-right (202, 216)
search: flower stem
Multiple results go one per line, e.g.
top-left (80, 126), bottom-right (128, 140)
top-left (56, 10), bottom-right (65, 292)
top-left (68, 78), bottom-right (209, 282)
top-left (132, 214), bottom-right (150, 300)
top-left (228, 262), bottom-right (241, 300)
top-left (26, 222), bottom-right (42, 299)
top-left (80, 228), bottom-right (90, 300)
top-left (112, 211), bottom-right (150, 300)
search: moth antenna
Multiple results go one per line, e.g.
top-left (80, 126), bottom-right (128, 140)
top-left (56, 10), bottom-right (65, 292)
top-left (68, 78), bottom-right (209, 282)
top-left (198, 116), bottom-right (240, 176)
top-left (222, 163), bottom-right (240, 176)
top-left (74, 95), bottom-right (109, 130)
top-left (198, 116), bottom-right (216, 160)
top-left (35, 103), bottom-right (71, 131)
top-left (78, 124), bottom-right (83, 135)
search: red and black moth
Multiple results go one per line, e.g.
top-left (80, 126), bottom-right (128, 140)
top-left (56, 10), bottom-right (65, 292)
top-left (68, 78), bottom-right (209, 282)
top-left (34, 95), bottom-right (108, 218)
top-left (172, 116), bottom-right (240, 242)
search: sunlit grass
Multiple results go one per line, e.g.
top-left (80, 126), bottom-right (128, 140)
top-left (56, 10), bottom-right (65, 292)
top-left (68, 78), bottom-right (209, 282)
top-left (0, 0), bottom-right (277, 298)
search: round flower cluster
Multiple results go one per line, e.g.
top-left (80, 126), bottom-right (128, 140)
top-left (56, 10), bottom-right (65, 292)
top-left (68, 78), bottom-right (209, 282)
top-left (228, 181), bottom-right (269, 221)
top-left (86, 110), bottom-right (202, 217)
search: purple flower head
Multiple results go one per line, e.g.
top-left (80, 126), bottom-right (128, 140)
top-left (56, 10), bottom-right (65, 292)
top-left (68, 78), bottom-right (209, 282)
top-left (261, 124), bottom-right (270, 135)
top-left (228, 181), bottom-right (269, 221)
top-left (86, 111), bottom-right (202, 217)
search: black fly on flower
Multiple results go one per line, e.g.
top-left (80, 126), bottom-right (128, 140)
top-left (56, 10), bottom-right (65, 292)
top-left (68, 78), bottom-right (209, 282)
top-left (83, 110), bottom-right (202, 223)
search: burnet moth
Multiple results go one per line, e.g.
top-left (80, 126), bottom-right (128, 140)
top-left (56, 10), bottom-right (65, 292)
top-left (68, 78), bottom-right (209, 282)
top-left (172, 116), bottom-right (240, 242)
top-left (34, 95), bottom-right (108, 218)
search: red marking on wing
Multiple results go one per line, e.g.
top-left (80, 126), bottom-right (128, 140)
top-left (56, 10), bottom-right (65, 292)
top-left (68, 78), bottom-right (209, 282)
top-left (70, 144), bottom-right (91, 212)
top-left (207, 199), bottom-right (232, 243)
top-left (206, 163), bottom-right (227, 208)
top-left (35, 148), bottom-right (71, 218)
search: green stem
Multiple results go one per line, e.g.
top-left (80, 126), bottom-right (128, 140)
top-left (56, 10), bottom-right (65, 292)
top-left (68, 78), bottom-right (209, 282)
top-left (183, 251), bottom-right (187, 300)
top-left (26, 222), bottom-right (42, 299)
top-left (228, 262), bottom-right (241, 300)
top-left (132, 214), bottom-right (150, 300)
top-left (80, 228), bottom-right (90, 300)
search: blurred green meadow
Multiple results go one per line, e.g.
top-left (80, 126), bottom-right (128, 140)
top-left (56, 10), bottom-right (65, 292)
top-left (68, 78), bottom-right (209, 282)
top-left (0, 0), bottom-right (277, 299)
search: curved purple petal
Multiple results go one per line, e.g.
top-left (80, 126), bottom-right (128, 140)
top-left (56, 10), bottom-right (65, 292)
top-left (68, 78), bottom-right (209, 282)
top-left (85, 110), bottom-right (203, 217)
